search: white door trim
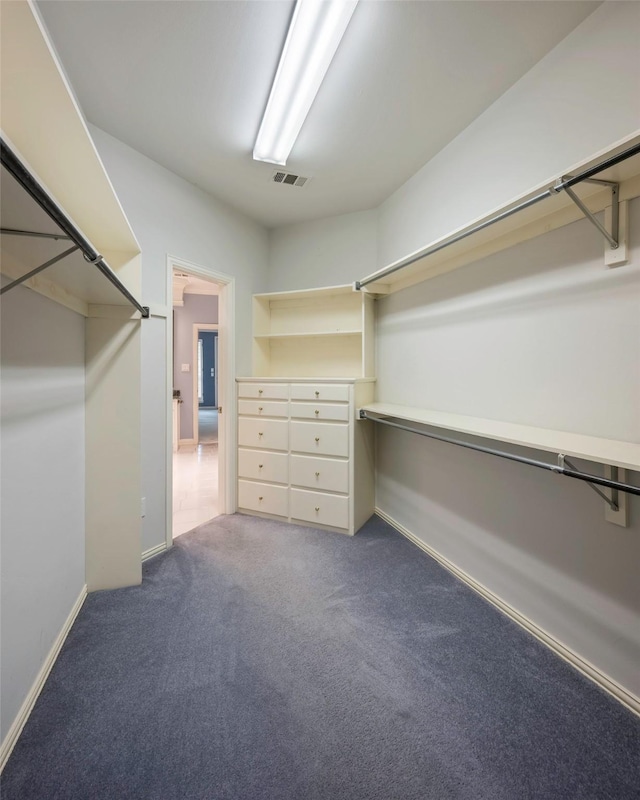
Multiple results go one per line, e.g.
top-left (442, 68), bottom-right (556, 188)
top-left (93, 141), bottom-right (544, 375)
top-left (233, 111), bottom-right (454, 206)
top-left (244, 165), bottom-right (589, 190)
top-left (192, 323), bottom-right (219, 444)
top-left (166, 255), bottom-right (236, 549)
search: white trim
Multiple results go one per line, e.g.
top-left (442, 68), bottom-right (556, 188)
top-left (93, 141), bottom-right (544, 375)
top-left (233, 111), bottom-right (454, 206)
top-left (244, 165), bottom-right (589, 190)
top-left (0, 584), bottom-right (88, 772)
top-left (142, 542), bottom-right (168, 562)
top-left (178, 438), bottom-right (196, 447)
top-left (192, 323), bottom-right (219, 445)
top-left (375, 507), bottom-right (640, 717)
top-left (166, 255), bottom-right (236, 549)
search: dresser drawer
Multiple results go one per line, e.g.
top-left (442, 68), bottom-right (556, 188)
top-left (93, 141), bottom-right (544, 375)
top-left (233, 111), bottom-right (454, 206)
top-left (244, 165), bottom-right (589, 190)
top-left (238, 480), bottom-right (288, 517)
top-left (290, 455), bottom-right (348, 493)
top-left (238, 418), bottom-right (288, 451)
top-left (291, 384), bottom-right (350, 402)
top-left (238, 449), bottom-right (288, 484)
top-left (291, 489), bottom-right (349, 529)
top-left (290, 421), bottom-right (349, 458)
top-left (238, 383), bottom-right (289, 400)
top-left (290, 402), bottom-right (349, 422)
top-left (238, 399), bottom-right (288, 418)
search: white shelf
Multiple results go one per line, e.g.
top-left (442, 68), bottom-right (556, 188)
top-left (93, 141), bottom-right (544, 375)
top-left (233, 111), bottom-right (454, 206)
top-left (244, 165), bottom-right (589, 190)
top-left (361, 402), bottom-right (640, 472)
top-left (254, 330), bottom-right (362, 340)
top-left (252, 284), bottom-right (374, 378)
top-left (359, 133), bottom-right (640, 295)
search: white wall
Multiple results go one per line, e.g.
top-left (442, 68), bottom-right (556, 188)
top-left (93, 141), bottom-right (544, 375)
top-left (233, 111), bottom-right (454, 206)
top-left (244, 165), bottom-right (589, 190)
top-left (89, 126), bottom-right (269, 553)
top-left (266, 1), bottom-right (640, 700)
top-left (377, 1), bottom-right (640, 266)
top-left (1, 283), bottom-right (86, 741)
top-left (268, 209), bottom-right (377, 291)
top-left (376, 202), bottom-right (640, 697)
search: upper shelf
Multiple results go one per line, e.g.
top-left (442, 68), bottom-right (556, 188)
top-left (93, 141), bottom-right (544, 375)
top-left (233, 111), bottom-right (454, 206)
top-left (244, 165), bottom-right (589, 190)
top-left (252, 284), bottom-right (374, 378)
top-left (0, 158), bottom-right (146, 317)
top-left (357, 134), bottom-right (640, 296)
top-left (254, 330), bottom-right (362, 340)
top-left (360, 402), bottom-right (640, 472)
top-left (0, 2), bottom-right (145, 318)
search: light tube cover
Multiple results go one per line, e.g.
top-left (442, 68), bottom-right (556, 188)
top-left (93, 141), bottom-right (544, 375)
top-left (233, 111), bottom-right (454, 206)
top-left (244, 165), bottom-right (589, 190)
top-left (253, 0), bottom-right (358, 166)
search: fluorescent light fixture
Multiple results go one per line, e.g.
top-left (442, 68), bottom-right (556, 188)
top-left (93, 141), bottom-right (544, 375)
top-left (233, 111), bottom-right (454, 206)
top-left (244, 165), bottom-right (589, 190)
top-left (253, 0), bottom-right (359, 166)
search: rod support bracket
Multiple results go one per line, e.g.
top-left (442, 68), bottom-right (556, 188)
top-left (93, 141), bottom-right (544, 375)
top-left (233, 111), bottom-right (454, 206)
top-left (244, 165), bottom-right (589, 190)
top-left (604, 466), bottom-right (628, 528)
top-left (557, 177), bottom-right (621, 254)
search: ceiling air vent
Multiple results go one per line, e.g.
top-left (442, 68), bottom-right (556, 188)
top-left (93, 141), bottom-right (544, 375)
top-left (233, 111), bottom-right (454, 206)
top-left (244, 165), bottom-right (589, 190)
top-left (271, 170), bottom-right (310, 188)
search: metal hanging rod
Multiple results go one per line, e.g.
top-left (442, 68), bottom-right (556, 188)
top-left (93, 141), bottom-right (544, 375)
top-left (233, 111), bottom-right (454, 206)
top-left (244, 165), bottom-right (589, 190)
top-left (0, 139), bottom-right (149, 318)
top-left (0, 227), bottom-right (72, 241)
top-left (359, 411), bottom-right (640, 499)
top-left (356, 140), bottom-right (640, 290)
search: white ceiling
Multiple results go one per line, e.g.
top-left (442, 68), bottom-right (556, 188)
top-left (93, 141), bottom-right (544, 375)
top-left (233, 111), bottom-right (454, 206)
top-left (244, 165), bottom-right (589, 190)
top-left (36, 0), bottom-right (600, 229)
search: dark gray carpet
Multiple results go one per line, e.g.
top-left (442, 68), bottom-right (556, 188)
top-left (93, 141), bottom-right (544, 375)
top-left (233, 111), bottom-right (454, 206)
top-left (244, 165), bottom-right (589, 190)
top-left (2, 514), bottom-right (639, 799)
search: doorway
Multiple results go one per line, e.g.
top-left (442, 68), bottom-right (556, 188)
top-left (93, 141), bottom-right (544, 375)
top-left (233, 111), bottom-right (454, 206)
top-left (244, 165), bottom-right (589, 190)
top-left (193, 323), bottom-right (219, 446)
top-left (167, 256), bottom-right (235, 546)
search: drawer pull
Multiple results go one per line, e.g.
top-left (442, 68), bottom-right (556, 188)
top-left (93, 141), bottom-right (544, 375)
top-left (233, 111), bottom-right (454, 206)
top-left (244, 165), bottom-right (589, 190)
top-left (258, 406), bottom-right (263, 412)
top-left (315, 506), bottom-right (320, 512)
top-left (314, 409), bottom-right (320, 416)
top-left (258, 464), bottom-right (264, 469)
top-left (315, 391), bottom-right (320, 397)
top-left (258, 432), bottom-right (264, 438)
top-left (314, 437), bottom-right (320, 443)
top-left (315, 471), bottom-right (320, 477)
top-left (258, 389), bottom-right (263, 394)
top-left (258, 496), bottom-right (263, 501)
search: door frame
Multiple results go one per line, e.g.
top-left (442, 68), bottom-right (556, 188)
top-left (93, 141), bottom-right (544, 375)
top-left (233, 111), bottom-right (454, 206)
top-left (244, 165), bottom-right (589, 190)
top-left (192, 323), bottom-right (219, 443)
top-left (166, 255), bottom-right (236, 549)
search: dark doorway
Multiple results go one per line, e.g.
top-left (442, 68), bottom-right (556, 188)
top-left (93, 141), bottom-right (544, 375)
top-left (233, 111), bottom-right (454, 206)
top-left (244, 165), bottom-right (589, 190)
top-left (199, 331), bottom-right (217, 408)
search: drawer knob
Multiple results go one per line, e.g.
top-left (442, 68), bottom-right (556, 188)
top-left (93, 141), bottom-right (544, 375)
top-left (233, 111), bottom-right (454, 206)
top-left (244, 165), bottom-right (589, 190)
top-left (315, 391), bottom-right (320, 397)
top-left (315, 506), bottom-right (320, 512)
top-left (258, 389), bottom-right (263, 395)
top-left (258, 496), bottom-right (263, 501)
top-left (258, 464), bottom-right (263, 469)
top-left (258, 432), bottom-right (264, 438)
top-left (314, 409), bottom-right (319, 416)
top-left (314, 437), bottom-right (320, 443)
top-left (258, 406), bottom-right (263, 412)
top-left (315, 471), bottom-right (320, 477)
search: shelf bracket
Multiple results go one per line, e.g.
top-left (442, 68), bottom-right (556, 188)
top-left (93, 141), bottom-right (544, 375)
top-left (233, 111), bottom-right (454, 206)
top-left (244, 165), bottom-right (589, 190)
top-left (603, 466), bottom-right (629, 528)
top-left (554, 178), bottom-right (627, 266)
top-left (558, 455), bottom-right (628, 527)
top-left (0, 245), bottom-right (80, 295)
top-left (0, 227), bottom-right (72, 242)
top-left (558, 455), bottom-right (617, 510)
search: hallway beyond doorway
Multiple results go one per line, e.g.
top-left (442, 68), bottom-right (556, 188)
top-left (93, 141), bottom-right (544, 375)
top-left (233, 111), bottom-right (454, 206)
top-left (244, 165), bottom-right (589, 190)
top-left (172, 444), bottom-right (218, 537)
top-left (198, 408), bottom-right (218, 444)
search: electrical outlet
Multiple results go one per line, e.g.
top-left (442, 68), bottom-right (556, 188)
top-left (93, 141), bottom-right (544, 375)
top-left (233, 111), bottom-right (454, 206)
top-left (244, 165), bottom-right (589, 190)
top-left (181, 363), bottom-right (190, 372)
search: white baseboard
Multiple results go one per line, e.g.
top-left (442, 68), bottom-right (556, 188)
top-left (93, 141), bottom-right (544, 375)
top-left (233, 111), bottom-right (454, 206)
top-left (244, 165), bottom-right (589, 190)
top-left (142, 542), bottom-right (168, 562)
top-left (178, 438), bottom-right (196, 447)
top-left (375, 507), bottom-right (640, 717)
top-left (0, 584), bottom-right (88, 771)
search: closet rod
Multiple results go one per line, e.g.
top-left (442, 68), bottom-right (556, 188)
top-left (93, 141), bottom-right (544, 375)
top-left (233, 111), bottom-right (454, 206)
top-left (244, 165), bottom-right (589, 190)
top-left (0, 139), bottom-right (149, 318)
top-left (360, 411), bottom-right (640, 498)
top-left (356, 140), bottom-right (640, 290)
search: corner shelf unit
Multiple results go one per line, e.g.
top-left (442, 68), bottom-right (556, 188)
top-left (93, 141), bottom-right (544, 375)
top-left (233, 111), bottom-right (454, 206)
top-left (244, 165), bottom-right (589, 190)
top-left (252, 284), bottom-right (374, 378)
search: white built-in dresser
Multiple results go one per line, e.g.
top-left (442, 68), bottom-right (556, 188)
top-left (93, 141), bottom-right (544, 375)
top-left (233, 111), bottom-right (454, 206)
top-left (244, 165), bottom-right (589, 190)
top-left (237, 285), bottom-right (375, 536)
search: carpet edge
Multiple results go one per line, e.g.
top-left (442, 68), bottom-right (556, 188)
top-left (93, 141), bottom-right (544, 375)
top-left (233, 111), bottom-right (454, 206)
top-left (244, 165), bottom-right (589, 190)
top-left (0, 584), bottom-right (88, 772)
top-left (375, 507), bottom-right (640, 718)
